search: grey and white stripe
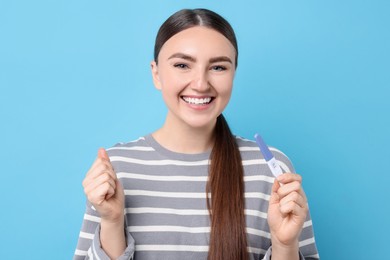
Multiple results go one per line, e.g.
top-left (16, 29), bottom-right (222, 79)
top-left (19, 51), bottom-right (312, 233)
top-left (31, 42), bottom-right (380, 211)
top-left (74, 135), bottom-right (319, 260)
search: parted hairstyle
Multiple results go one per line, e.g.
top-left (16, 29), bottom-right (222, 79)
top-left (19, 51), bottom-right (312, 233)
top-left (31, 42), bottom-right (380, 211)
top-left (153, 9), bottom-right (247, 260)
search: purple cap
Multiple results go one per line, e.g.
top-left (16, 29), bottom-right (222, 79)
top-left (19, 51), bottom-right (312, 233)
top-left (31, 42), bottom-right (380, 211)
top-left (254, 133), bottom-right (274, 161)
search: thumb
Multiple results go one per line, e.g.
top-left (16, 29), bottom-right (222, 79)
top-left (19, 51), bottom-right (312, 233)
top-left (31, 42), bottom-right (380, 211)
top-left (98, 148), bottom-right (110, 161)
top-left (269, 179), bottom-right (280, 205)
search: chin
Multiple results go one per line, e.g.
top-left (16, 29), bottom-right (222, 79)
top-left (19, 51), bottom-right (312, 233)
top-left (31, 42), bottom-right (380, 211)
top-left (183, 116), bottom-right (218, 130)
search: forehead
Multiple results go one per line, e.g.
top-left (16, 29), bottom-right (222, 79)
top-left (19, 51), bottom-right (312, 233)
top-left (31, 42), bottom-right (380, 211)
top-left (158, 26), bottom-right (236, 60)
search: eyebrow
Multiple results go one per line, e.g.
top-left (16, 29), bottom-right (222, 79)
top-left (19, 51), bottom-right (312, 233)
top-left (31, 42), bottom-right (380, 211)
top-left (168, 53), bottom-right (233, 64)
top-left (209, 56), bottom-right (233, 64)
top-left (168, 53), bottom-right (196, 62)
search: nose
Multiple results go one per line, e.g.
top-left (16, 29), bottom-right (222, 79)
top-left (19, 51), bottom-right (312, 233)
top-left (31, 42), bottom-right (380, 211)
top-left (191, 70), bottom-right (210, 92)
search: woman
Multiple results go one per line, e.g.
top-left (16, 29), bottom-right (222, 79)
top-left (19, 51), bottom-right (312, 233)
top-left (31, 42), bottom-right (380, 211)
top-left (74, 8), bottom-right (319, 260)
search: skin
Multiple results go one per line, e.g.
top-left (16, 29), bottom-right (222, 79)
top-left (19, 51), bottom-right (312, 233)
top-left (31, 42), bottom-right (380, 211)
top-left (151, 26), bottom-right (236, 154)
top-left (82, 148), bottom-right (126, 259)
top-left (82, 26), bottom-right (308, 259)
top-left (269, 174), bottom-right (308, 259)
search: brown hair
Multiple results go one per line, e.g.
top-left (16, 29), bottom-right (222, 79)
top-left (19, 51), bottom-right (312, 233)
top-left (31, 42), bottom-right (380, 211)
top-left (154, 9), bottom-right (247, 260)
top-left (154, 9), bottom-right (238, 67)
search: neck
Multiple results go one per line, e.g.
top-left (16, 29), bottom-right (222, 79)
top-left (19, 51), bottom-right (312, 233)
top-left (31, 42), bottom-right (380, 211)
top-left (152, 115), bottom-right (216, 154)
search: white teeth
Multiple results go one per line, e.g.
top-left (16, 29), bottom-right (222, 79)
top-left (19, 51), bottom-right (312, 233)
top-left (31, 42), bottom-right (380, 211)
top-left (182, 97), bottom-right (212, 105)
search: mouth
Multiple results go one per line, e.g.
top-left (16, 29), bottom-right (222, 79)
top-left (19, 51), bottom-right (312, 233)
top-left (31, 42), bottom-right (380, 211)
top-left (181, 96), bottom-right (214, 106)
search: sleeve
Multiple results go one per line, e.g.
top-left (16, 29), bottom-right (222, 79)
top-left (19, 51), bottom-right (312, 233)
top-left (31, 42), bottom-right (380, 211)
top-left (260, 209), bottom-right (320, 260)
top-left (73, 201), bottom-right (135, 260)
top-left (259, 149), bottom-right (320, 260)
top-left (261, 248), bottom-right (315, 260)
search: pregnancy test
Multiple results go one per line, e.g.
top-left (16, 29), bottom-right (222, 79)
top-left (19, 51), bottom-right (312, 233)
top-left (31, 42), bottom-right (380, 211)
top-left (254, 133), bottom-right (283, 178)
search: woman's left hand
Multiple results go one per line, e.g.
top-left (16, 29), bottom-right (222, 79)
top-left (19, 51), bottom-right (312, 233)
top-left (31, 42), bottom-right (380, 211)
top-left (267, 173), bottom-right (308, 248)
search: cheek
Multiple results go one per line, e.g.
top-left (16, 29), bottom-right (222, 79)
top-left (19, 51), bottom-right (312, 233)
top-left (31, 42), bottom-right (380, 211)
top-left (160, 71), bottom-right (191, 92)
top-left (213, 76), bottom-right (234, 97)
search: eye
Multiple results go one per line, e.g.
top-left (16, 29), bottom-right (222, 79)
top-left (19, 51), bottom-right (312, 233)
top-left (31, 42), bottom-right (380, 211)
top-left (174, 63), bottom-right (189, 69)
top-left (211, 65), bottom-right (227, 71)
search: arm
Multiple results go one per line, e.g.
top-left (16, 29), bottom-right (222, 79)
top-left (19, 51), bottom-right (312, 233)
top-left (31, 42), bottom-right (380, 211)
top-left (73, 201), bottom-right (135, 260)
top-left (254, 145), bottom-right (319, 260)
top-left (264, 173), bottom-right (319, 260)
top-left (73, 201), bottom-right (101, 260)
top-left (74, 148), bottom-right (134, 260)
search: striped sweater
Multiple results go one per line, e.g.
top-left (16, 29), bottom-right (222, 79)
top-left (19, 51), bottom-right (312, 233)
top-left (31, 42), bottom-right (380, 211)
top-left (74, 135), bottom-right (319, 260)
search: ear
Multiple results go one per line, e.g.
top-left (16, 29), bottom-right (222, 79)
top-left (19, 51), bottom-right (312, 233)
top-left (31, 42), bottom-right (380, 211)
top-left (151, 61), bottom-right (162, 90)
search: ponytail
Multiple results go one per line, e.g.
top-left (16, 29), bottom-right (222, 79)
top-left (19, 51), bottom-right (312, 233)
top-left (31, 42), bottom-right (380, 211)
top-left (153, 8), bottom-right (243, 259)
top-left (206, 114), bottom-right (248, 260)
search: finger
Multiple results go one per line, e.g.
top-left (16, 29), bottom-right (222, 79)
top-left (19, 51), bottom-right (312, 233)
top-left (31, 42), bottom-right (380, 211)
top-left (89, 162), bottom-right (115, 179)
top-left (105, 184), bottom-right (116, 200)
top-left (86, 148), bottom-right (114, 176)
top-left (87, 182), bottom-right (115, 206)
top-left (277, 173), bottom-right (302, 185)
top-left (279, 199), bottom-right (308, 219)
top-left (98, 148), bottom-right (110, 161)
top-left (269, 179), bottom-right (281, 205)
top-left (98, 163), bottom-right (117, 182)
top-left (88, 149), bottom-right (111, 170)
top-left (104, 177), bottom-right (122, 200)
top-left (88, 156), bottom-right (114, 177)
top-left (83, 162), bottom-right (116, 187)
top-left (277, 180), bottom-right (302, 198)
top-left (84, 172), bottom-right (116, 195)
top-left (95, 148), bottom-right (115, 179)
top-left (276, 173), bottom-right (304, 198)
top-left (279, 191), bottom-right (307, 209)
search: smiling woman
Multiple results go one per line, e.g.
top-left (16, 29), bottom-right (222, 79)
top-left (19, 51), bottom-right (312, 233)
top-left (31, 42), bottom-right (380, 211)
top-left (74, 8), bottom-right (319, 260)
top-left (151, 26), bottom-right (236, 133)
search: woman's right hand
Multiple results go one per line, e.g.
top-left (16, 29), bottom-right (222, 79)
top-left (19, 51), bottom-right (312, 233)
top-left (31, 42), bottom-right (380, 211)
top-left (82, 148), bottom-right (125, 223)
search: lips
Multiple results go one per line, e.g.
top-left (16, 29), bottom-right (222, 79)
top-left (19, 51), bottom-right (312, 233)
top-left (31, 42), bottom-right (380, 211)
top-left (181, 96), bottom-right (214, 105)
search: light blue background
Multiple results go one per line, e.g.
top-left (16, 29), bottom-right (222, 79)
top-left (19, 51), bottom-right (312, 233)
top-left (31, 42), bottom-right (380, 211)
top-left (0, 1), bottom-right (389, 259)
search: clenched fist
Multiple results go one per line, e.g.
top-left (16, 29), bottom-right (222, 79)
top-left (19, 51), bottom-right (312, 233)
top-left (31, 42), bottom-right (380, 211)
top-left (82, 148), bottom-right (125, 222)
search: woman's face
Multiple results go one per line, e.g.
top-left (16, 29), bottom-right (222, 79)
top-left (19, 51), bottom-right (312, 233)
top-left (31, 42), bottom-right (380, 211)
top-left (151, 26), bottom-right (236, 131)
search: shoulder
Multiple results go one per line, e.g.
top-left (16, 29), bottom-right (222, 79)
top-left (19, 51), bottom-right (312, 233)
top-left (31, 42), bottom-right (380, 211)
top-left (234, 135), bottom-right (296, 173)
top-left (110, 136), bottom-right (149, 148)
top-left (105, 136), bottom-right (154, 157)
